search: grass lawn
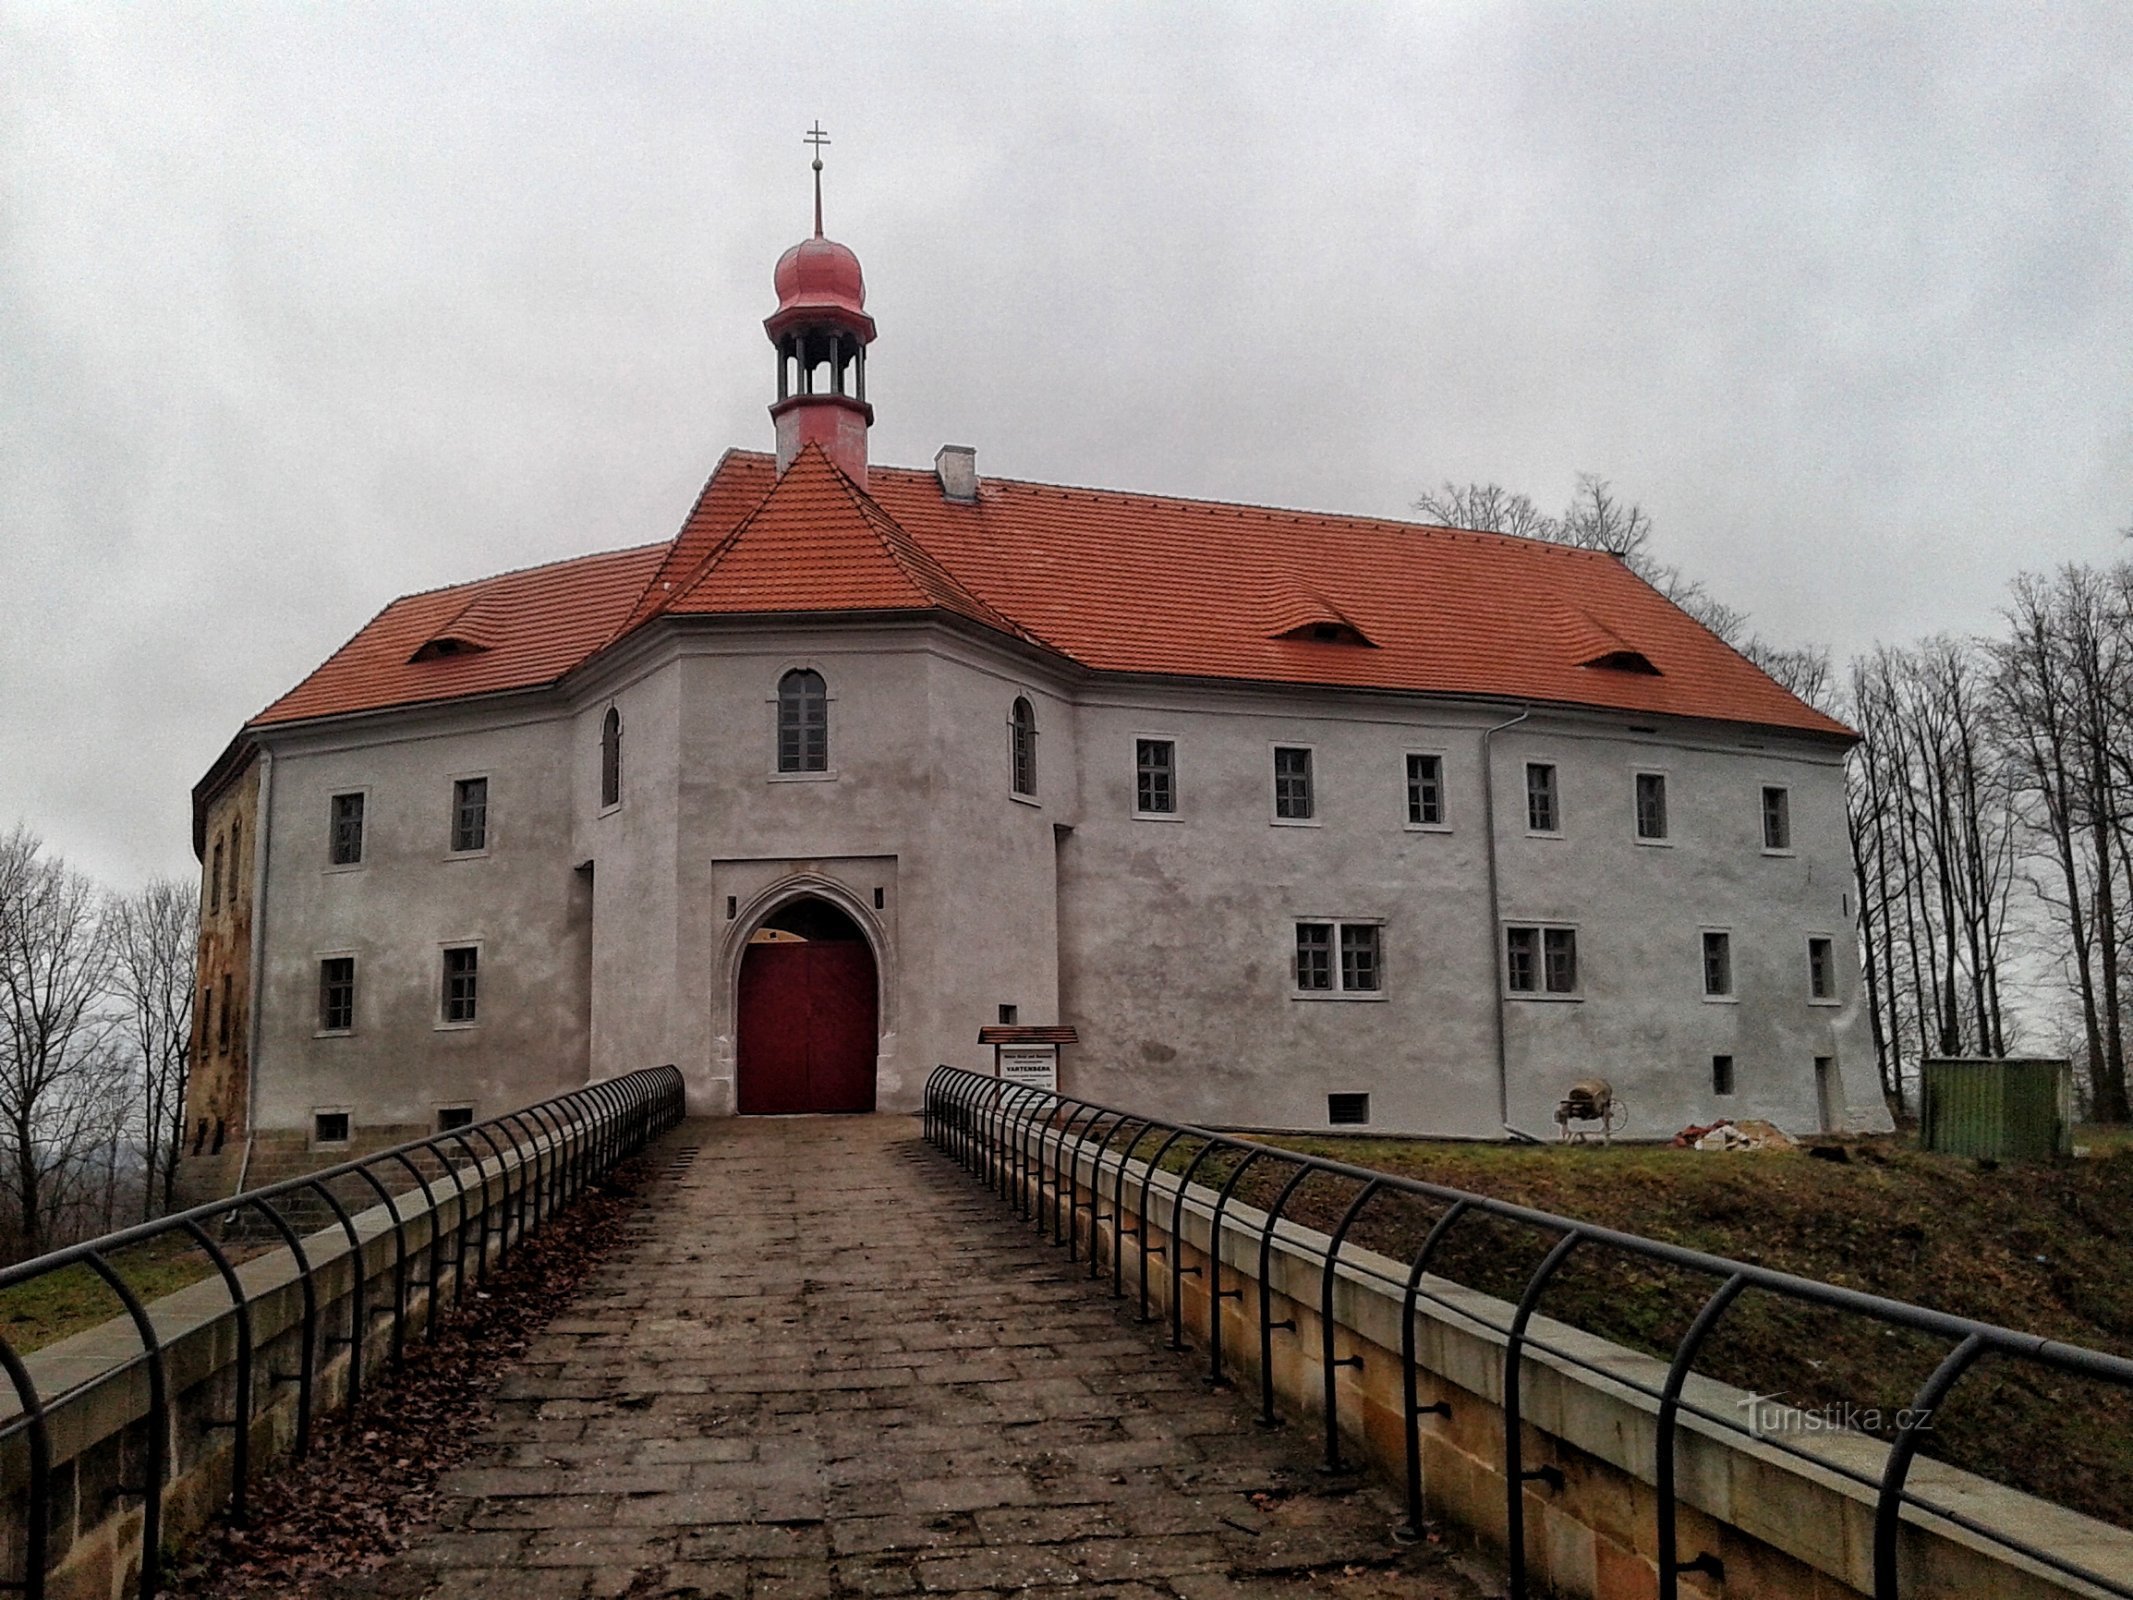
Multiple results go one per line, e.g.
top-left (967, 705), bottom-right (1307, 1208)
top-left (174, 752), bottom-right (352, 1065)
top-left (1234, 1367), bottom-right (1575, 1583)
top-left (0, 1235), bottom-right (250, 1356)
top-left (1172, 1128), bottom-right (2133, 1529)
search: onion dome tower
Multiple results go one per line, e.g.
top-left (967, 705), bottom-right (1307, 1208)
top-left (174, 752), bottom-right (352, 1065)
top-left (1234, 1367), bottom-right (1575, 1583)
top-left (767, 124), bottom-right (877, 487)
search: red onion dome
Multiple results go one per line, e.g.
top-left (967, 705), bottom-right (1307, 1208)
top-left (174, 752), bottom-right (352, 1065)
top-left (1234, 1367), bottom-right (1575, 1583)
top-left (773, 235), bottom-right (866, 318)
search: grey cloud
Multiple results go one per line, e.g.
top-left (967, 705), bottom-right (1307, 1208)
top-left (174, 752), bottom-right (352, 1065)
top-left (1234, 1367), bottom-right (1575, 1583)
top-left (3, 2), bottom-right (2129, 886)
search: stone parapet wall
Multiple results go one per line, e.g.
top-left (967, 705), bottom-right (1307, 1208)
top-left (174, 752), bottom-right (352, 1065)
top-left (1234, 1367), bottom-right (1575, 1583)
top-left (0, 1134), bottom-right (553, 1600)
top-left (1032, 1129), bottom-right (2133, 1600)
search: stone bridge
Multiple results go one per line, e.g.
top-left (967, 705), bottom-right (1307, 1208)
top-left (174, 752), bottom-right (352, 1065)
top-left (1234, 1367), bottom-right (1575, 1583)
top-left (331, 1117), bottom-right (1490, 1600)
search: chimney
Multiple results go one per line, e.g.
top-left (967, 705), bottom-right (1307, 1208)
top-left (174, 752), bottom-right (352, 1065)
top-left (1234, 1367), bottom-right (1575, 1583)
top-left (934, 445), bottom-right (979, 503)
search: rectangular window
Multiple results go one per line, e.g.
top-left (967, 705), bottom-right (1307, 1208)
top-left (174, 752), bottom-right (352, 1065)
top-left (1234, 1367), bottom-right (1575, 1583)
top-left (228, 820), bottom-right (241, 906)
top-left (329, 792), bottom-right (366, 866)
top-left (1702, 931), bottom-right (1733, 998)
top-left (1339, 924), bottom-right (1382, 992)
top-left (997, 1004), bottom-right (1018, 1025)
top-left (1136, 739), bottom-right (1177, 815)
top-left (1526, 763), bottom-right (1559, 833)
top-left (1507, 925), bottom-right (1578, 994)
top-left (1406, 753), bottom-right (1444, 826)
top-left (209, 837), bottom-right (224, 913)
top-left (442, 946), bottom-right (479, 1024)
top-left (1712, 1055), bottom-right (1736, 1096)
top-left (1295, 921), bottom-right (1382, 996)
top-left (318, 957), bottom-right (355, 1033)
top-left (313, 1110), bottom-right (351, 1146)
top-left (451, 777), bottom-right (488, 853)
top-left (1273, 746), bottom-right (1314, 820)
top-left (1809, 936), bottom-right (1835, 1000)
top-left (1294, 922), bottom-right (1334, 991)
top-left (1762, 786), bottom-right (1792, 851)
top-left (1505, 926), bottom-right (1538, 993)
top-left (217, 974), bottom-right (232, 1053)
top-left (1635, 772), bottom-right (1668, 840)
top-left (1543, 927), bottom-right (1578, 994)
top-left (1327, 1093), bottom-right (1371, 1127)
top-left (437, 1105), bottom-right (474, 1132)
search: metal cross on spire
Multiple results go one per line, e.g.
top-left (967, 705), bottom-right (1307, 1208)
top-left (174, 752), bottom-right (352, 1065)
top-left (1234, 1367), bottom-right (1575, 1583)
top-left (804, 121), bottom-right (830, 237)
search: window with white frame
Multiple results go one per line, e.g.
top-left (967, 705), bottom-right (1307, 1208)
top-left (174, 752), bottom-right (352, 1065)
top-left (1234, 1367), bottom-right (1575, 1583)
top-left (329, 792), bottom-right (365, 866)
top-left (1702, 930), bottom-right (1733, 998)
top-left (1406, 753), bottom-right (1444, 826)
top-left (1506, 925), bottom-right (1578, 995)
top-left (318, 957), bottom-right (355, 1033)
top-left (1009, 697), bottom-right (1037, 797)
top-left (1525, 763), bottom-right (1559, 833)
top-left (441, 945), bottom-right (479, 1024)
top-left (1273, 746), bottom-right (1314, 820)
top-left (1762, 785), bottom-right (1792, 851)
top-left (1294, 920), bottom-right (1381, 995)
top-left (1635, 772), bottom-right (1668, 841)
top-left (1136, 739), bottom-right (1176, 815)
top-left (451, 777), bottom-right (488, 853)
top-left (777, 670), bottom-right (829, 773)
top-left (600, 708), bottom-right (623, 808)
top-left (1808, 936), bottom-right (1836, 1000)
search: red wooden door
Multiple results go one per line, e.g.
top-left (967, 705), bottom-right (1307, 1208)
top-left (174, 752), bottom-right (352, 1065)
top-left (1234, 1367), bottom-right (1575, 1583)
top-left (736, 942), bottom-right (877, 1114)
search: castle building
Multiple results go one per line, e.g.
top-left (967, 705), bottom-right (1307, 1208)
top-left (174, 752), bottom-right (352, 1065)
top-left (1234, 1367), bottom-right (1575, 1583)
top-left (185, 169), bottom-right (1887, 1185)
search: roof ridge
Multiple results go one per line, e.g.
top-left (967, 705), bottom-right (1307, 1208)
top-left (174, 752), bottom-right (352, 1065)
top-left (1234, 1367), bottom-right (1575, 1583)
top-left (848, 454), bottom-right (1628, 563)
top-left (380, 539), bottom-right (670, 606)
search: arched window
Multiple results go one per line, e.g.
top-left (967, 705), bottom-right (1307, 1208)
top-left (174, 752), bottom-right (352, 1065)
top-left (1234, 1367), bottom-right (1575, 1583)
top-left (778, 669), bottom-right (828, 773)
top-left (600, 707), bottom-right (623, 808)
top-left (1010, 697), bottom-right (1037, 797)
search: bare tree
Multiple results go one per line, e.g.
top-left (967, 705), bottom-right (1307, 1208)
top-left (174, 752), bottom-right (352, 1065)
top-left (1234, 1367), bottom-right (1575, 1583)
top-left (0, 827), bottom-right (122, 1257)
top-left (107, 878), bottom-right (196, 1219)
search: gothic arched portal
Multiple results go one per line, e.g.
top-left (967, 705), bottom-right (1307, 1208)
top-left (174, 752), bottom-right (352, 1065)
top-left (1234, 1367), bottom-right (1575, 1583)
top-left (735, 895), bottom-right (879, 1114)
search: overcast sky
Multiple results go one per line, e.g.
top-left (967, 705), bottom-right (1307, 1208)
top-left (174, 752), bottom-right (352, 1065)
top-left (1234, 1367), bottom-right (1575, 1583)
top-left (5, 3), bottom-right (2131, 889)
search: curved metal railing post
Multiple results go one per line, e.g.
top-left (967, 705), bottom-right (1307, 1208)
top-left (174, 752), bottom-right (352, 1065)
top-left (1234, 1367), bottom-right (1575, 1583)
top-left (1318, 1179), bottom-right (1385, 1472)
top-left (1134, 1127), bottom-right (1191, 1323)
top-left (1874, 1334), bottom-right (1989, 1600)
top-left (347, 1163), bottom-right (410, 1366)
top-left (1655, 1272), bottom-right (1748, 1599)
top-left (244, 1192), bottom-right (316, 1457)
top-left (1165, 1139), bottom-right (1228, 1353)
top-left (1201, 1149), bottom-right (1264, 1385)
top-left (1398, 1198), bottom-right (1471, 1539)
top-left (1256, 1163), bottom-right (1317, 1427)
top-left (387, 1150), bottom-right (444, 1331)
top-left (0, 1332), bottom-right (51, 1599)
top-left (1504, 1230), bottom-right (1584, 1598)
top-left (180, 1217), bottom-right (255, 1524)
top-left (306, 1179), bottom-right (369, 1410)
top-left (79, 1249), bottom-right (168, 1600)
top-left (1084, 1114), bottom-right (1138, 1276)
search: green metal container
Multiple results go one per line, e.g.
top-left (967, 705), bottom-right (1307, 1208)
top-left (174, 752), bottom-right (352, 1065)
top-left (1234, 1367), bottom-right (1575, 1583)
top-left (1920, 1057), bottom-right (2073, 1161)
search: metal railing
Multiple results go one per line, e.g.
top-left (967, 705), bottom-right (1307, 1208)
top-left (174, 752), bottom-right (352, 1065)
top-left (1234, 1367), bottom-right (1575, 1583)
top-left (924, 1064), bottom-right (2133, 1600)
top-left (0, 1064), bottom-right (684, 1600)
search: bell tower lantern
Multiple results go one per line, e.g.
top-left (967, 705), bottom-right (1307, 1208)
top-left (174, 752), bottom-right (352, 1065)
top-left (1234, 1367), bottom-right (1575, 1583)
top-left (767, 124), bottom-right (876, 486)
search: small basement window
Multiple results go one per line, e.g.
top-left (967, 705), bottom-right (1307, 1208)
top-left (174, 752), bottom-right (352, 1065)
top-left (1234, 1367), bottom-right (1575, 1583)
top-left (1327, 1093), bottom-right (1371, 1127)
top-left (1712, 1055), bottom-right (1736, 1097)
top-left (436, 1105), bottom-right (475, 1132)
top-left (313, 1110), bottom-right (351, 1146)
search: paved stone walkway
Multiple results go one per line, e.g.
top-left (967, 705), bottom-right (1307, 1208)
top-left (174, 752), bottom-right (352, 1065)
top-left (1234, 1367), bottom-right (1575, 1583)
top-left (338, 1118), bottom-right (1495, 1600)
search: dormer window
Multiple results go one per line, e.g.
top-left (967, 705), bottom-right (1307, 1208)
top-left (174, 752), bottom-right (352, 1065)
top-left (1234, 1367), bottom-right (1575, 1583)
top-left (1273, 620), bottom-right (1375, 647)
top-left (409, 636), bottom-right (491, 663)
top-left (1583, 649), bottom-right (1661, 675)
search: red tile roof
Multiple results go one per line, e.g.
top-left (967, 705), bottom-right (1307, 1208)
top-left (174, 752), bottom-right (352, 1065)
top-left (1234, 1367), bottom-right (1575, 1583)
top-left (249, 445), bottom-right (1849, 740)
